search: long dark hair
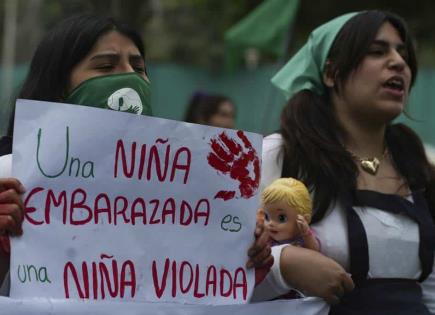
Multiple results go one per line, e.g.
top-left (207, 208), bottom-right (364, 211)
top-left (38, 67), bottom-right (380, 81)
top-left (18, 14), bottom-right (145, 102)
top-left (280, 11), bottom-right (435, 223)
top-left (6, 14), bottom-right (145, 137)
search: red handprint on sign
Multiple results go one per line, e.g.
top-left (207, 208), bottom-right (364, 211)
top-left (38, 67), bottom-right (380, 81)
top-left (207, 130), bottom-right (260, 201)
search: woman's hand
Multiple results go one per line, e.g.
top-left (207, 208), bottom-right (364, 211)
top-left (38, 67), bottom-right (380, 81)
top-left (0, 178), bottom-right (25, 236)
top-left (280, 245), bottom-right (354, 304)
top-left (246, 212), bottom-right (273, 269)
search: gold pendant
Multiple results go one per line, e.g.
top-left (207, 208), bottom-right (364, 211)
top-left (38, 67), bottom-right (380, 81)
top-left (360, 158), bottom-right (380, 175)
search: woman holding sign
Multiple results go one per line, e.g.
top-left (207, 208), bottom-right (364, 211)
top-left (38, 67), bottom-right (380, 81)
top-left (255, 10), bottom-right (435, 314)
top-left (0, 14), bottom-right (272, 296)
top-left (0, 14), bottom-right (153, 295)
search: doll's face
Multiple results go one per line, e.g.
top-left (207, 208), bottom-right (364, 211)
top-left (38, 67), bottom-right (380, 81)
top-left (263, 200), bottom-right (299, 242)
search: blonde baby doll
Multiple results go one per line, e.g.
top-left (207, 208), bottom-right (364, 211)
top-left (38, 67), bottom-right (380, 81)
top-left (260, 177), bottom-right (319, 251)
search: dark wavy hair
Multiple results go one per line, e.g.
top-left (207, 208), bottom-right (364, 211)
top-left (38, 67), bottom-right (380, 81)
top-left (280, 10), bottom-right (435, 223)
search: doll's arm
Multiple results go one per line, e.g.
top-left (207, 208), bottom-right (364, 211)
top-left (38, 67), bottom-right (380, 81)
top-left (297, 215), bottom-right (320, 251)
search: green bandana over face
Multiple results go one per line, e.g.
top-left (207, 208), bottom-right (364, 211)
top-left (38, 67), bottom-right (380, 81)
top-left (271, 12), bottom-right (359, 100)
top-left (66, 72), bottom-right (152, 116)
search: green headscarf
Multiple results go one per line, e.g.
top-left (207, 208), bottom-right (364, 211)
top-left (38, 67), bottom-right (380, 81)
top-left (271, 12), bottom-right (359, 99)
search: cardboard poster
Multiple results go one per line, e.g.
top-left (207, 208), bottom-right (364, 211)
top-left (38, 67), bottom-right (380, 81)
top-left (10, 99), bottom-right (262, 305)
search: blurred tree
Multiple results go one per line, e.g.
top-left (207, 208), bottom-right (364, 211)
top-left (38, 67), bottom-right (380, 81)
top-left (1, 0), bottom-right (435, 137)
top-left (289, 0), bottom-right (435, 67)
top-left (144, 0), bottom-right (262, 70)
top-left (3, 0), bottom-right (152, 63)
top-left (1, 0), bottom-right (435, 70)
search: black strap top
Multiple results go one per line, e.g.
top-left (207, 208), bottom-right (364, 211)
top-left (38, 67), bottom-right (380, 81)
top-left (344, 190), bottom-right (435, 284)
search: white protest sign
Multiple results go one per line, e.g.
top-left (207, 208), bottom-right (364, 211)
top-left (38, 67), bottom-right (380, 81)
top-left (0, 297), bottom-right (329, 315)
top-left (10, 99), bottom-right (262, 305)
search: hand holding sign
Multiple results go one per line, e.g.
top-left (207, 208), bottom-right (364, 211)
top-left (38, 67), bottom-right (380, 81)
top-left (247, 216), bottom-right (272, 269)
top-left (0, 178), bottom-right (25, 236)
top-left (208, 131), bottom-right (260, 201)
top-left (0, 177), bottom-right (25, 255)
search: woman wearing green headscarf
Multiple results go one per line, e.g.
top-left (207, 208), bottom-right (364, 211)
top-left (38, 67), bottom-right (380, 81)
top-left (254, 10), bottom-right (435, 314)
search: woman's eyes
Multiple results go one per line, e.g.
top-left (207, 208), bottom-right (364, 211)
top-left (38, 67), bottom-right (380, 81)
top-left (367, 45), bottom-right (409, 62)
top-left (133, 65), bottom-right (146, 73)
top-left (368, 47), bottom-right (386, 56)
top-left (95, 63), bottom-right (115, 71)
top-left (94, 63), bottom-right (146, 74)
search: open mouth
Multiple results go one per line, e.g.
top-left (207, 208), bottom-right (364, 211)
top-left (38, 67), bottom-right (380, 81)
top-left (382, 76), bottom-right (405, 92)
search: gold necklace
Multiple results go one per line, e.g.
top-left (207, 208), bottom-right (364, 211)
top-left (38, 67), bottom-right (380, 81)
top-left (348, 148), bottom-right (388, 176)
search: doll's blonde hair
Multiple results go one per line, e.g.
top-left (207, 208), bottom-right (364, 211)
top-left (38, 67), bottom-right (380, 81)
top-left (261, 178), bottom-right (312, 220)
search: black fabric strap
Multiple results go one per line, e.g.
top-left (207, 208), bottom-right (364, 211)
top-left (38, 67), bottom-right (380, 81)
top-left (0, 136), bottom-right (12, 156)
top-left (329, 278), bottom-right (431, 315)
top-left (346, 201), bottom-right (370, 284)
top-left (347, 190), bottom-right (435, 282)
